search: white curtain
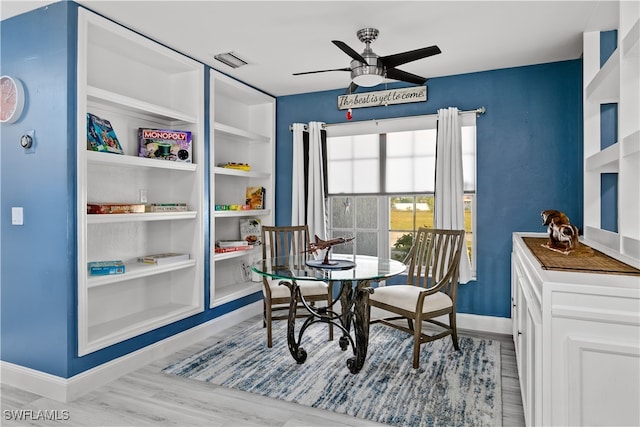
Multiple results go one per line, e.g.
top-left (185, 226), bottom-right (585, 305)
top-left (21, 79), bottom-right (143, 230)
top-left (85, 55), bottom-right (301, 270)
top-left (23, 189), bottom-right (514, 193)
top-left (290, 121), bottom-right (328, 241)
top-left (290, 123), bottom-right (306, 226)
top-left (435, 107), bottom-right (472, 283)
top-left (306, 122), bottom-right (327, 240)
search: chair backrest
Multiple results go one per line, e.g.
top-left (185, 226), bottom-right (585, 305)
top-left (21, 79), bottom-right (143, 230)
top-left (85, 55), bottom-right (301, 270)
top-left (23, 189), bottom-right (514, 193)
top-left (261, 225), bottom-right (311, 259)
top-left (404, 227), bottom-right (466, 299)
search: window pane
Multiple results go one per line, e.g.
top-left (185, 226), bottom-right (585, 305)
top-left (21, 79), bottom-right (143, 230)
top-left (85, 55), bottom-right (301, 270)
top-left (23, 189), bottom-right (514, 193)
top-left (389, 195), bottom-right (435, 260)
top-left (327, 134), bottom-right (379, 194)
top-left (355, 231), bottom-right (378, 256)
top-left (462, 125), bottom-right (476, 191)
top-left (331, 197), bottom-right (353, 229)
top-left (386, 130), bottom-right (436, 193)
top-left (355, 197), bottom-right (378, 229)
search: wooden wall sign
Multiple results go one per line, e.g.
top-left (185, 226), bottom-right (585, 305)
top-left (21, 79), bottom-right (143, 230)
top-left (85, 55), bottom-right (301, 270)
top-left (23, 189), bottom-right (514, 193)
top-left (337, 86), bottom-right (427, 110)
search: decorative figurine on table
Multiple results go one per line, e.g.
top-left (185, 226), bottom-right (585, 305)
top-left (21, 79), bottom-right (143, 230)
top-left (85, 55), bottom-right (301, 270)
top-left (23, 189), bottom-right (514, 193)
top-left (305, 235), bottom-right (355, 269)
top-left (541, 210), bottom-right (580, 255)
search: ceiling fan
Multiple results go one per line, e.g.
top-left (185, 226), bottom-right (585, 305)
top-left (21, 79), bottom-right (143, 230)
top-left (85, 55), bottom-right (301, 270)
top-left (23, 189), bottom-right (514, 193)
top-left (293, 28), bottom-right (441, 94)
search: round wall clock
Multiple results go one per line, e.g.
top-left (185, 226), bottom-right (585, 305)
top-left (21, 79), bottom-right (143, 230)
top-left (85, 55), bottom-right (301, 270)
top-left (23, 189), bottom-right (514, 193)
top-left (1, 75), bottom-right (26, 124)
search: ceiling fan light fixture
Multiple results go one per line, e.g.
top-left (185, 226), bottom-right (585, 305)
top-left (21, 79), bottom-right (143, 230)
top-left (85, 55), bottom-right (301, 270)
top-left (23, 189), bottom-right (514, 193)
top-left (351, 66), bottom-right (384, 87)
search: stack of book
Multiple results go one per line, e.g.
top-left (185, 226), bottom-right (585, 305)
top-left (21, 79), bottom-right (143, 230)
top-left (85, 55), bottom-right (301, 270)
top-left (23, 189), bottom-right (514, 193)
top-left (215, 240), bottom-right (252, 254)
top-left (139, 253), bottom-right (190, 265)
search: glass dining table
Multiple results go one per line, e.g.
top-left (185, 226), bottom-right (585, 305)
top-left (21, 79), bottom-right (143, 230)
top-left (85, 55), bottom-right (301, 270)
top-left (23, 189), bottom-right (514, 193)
top-left (252, 253), bottom-right (406, 373)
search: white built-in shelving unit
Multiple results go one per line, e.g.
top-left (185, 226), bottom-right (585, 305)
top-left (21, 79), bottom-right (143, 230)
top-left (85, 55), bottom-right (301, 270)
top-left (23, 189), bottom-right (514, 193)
top-left (210, 71), bottom-right (275, 307)
top-left (583, 1), bottom-right (640, 268)
top-left (76, 9), bottom-right (205, 355)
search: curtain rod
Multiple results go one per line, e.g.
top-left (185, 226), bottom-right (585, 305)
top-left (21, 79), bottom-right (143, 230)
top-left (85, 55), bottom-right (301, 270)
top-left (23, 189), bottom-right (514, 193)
top-left (289, 106), bottom-right (486, 131)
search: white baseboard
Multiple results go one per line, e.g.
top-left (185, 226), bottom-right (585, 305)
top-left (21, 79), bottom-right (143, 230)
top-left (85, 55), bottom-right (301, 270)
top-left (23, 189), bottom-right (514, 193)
top-left (456, 312), bottom-right (512, 336)
top-left (0, 301), bottom-right (262, 402)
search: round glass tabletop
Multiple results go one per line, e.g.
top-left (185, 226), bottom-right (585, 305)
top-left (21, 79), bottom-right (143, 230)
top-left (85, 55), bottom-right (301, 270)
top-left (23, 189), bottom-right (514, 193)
top-left (252, 254), bottom-right (406, 282)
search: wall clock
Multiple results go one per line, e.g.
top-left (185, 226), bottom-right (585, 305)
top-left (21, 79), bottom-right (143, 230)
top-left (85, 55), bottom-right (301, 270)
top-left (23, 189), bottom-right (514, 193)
top-left (1, 75), bottom-right (26, 124)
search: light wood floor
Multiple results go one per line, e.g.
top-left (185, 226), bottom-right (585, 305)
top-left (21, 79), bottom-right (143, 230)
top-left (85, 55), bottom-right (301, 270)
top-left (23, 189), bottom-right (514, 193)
top-left (1, 315), bottom-right (525, 427)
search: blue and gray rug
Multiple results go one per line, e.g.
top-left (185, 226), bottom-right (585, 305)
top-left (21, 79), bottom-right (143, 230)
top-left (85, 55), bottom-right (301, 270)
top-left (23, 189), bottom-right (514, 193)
top-left (163, 320), bottom-right (501, 427)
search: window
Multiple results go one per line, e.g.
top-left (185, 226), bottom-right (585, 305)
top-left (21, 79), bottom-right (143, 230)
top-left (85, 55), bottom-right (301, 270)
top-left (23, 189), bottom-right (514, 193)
top-left (325, 114), bottom-right (476, 275)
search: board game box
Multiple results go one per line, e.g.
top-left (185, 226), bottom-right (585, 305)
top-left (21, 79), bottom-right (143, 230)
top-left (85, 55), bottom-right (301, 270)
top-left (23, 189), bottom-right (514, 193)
top-left (87, 203), bottom-right (146, 214)
top-left (87, 113), bottom-right (124, 154)
top-left (138, 128), bottom-right (192, 163)
top-left (88, 260), bottom-right (125, 275)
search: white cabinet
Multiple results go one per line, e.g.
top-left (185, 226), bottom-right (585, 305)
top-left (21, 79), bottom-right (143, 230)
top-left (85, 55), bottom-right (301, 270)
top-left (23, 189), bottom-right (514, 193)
top-left (77, 9), bottom-right (205, 356)
top-left (209, 71), bottom-right (275, 307)
top-left (583, 1), bottom-right (640, 268)
top-left (512, 233), bottom-right (640, 426)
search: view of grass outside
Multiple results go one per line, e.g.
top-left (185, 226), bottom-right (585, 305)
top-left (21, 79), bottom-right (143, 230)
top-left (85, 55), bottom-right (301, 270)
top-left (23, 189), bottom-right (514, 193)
top-left (389, 195), bottom-right (473, 262)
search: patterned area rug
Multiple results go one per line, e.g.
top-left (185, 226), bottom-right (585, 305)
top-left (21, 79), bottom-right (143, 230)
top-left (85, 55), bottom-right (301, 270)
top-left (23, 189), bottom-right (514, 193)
top-left (163, 320), bottom-right (501, 427)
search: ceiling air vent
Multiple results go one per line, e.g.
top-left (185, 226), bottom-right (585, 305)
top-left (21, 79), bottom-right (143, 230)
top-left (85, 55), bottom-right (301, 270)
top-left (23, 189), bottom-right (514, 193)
top-left (213, 52), bottom-right (248, 69)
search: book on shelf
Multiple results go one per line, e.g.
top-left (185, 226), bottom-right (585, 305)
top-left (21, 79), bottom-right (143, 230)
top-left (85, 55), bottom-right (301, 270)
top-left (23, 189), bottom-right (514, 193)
top-left (246, 186), bottom-right (265, 210)
top-left (214, 246), bottom-right (253, 254)
top-left (138, 128), bottom-right (192, 163)
top-left (217, 240), bottom-right (251, 248)
top-left (139, 252), bottom-right (190, 265)
top-left (240, 218), bottom-right (262, 245)
top-left (145, 203), bottom-right (188, 212)
top-left (87, 113), bottom-right (124, 154)
top-left (87, 203), bottom-right (146, 214)
top-left (88, 260), bottom-right (125, 276)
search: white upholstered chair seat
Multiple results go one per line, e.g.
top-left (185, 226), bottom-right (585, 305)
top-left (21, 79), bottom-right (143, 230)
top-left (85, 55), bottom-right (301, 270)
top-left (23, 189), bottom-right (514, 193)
top-left (265, 278), bottom-right (329, 299)
top-left (370, 286), bottom-right (453, 313)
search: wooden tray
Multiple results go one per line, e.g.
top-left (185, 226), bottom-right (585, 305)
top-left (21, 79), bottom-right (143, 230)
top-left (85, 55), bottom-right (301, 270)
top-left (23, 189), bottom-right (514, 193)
top-left (523, 237), bottom-right (640, 276)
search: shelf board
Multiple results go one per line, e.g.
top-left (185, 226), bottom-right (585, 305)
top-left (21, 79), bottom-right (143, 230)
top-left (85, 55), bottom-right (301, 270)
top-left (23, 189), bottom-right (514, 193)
top-left (213, 166), bottom-right (269, 178)
top-left (86, 150), bottom-right (197, 171)
top-left (87, 86), bottom-right (197, 124)
top-left (213, 247), bottom-right (258, 261)
top-left (211, 280), bottom-right (262, 308)
top-left (585, 142), bottom-right (620, 172)
top-left (87, 302), bottom-right (201, 350)
top-left (87, 211), bottom-right (197, 224)
top-left (586, 48), bottom-right (620, 103)
top-left (621, 130), bottom-right (640, 158)
top-left (213, 122), bottom-right (270, 143)
top-left (214, 209), bottom-right (271, 218)
top-left (623, 18), bottom-right (640, 58)
top-left (88, 259), bottom-right (196, 288)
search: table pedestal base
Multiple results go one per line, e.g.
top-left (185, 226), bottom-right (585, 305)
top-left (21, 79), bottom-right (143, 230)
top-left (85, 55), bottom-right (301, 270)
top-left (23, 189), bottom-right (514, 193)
top-left (281, 279), bottom-right (374, 374)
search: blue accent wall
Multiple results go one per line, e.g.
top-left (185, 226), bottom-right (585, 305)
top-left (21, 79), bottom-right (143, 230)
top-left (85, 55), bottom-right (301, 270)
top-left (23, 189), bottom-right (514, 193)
top-left (276, 60), bottom-right (584, 318)
top-left (1, 1), bottom-right (77, 378)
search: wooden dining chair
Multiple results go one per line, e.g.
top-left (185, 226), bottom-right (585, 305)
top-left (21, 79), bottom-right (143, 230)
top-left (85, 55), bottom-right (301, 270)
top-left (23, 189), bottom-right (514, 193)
top-left (261, 225), bottom-right (334, 348)
top-left (369, 227), bottom-right (466, 368)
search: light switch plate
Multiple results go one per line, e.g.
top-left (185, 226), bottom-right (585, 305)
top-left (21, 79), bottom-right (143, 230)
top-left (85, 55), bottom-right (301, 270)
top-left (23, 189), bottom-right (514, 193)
top-left (11, 207), bottom-right (24, 225)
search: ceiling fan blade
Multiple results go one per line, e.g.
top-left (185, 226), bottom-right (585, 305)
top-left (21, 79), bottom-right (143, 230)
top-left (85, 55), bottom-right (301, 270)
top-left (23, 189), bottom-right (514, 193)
top-left (332, 40), bottom-right (368, 64)
top-left (346, 82), bottom-right (359, 95)
top-left (380, 45), bottom-right (441, 69)
top-left (293, 67), bottom-right (351, 76)
top-left (386, 68), bottom-right (427, 85)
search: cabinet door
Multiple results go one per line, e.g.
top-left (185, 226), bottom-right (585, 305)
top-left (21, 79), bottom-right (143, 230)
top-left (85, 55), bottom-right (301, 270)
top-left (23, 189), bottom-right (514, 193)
top-left (549, 287), bottom-right (640, 426)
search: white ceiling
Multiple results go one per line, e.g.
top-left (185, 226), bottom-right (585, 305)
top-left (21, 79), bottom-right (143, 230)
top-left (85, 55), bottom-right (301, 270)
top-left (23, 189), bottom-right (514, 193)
top-left (1, 1), bottom-right (619, 97)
